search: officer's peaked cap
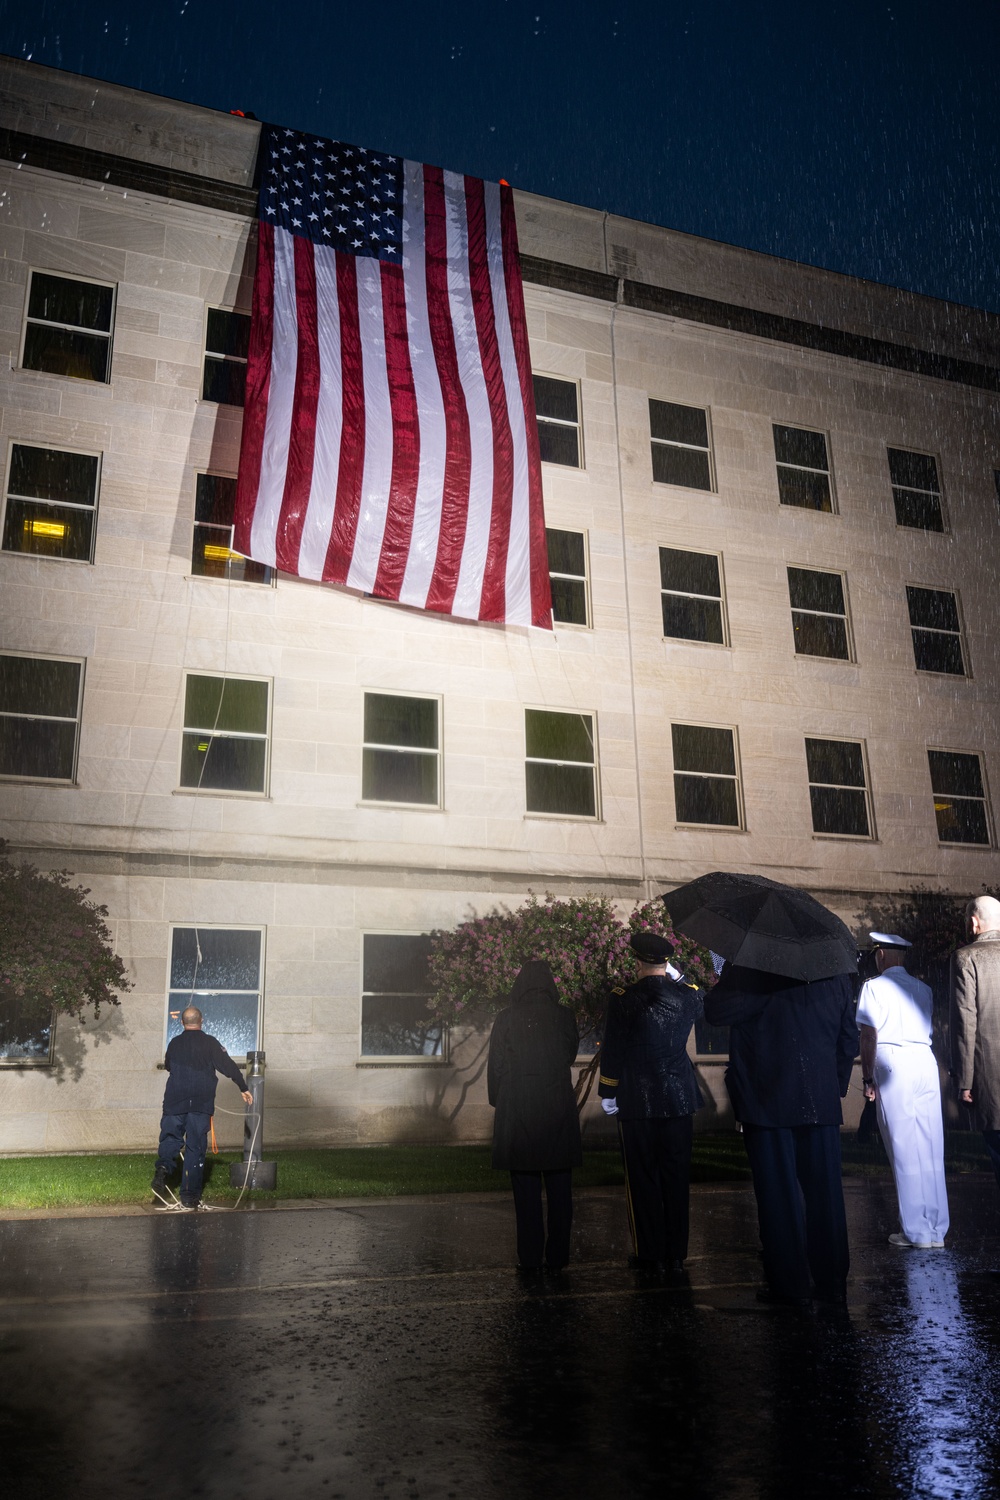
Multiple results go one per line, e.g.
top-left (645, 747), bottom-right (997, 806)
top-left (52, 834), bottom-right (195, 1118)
top-left (869, 930), bottom-right (912, 950)
top-left (630, 931), bottom-right (672, 963)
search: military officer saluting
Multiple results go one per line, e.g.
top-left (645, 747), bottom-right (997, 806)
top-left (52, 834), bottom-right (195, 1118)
top-left (598, 931), bottom-right (705, 1273)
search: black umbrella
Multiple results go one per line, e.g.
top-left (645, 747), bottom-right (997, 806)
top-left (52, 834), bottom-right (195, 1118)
top-left (662, 871), bottom-right (858, 982)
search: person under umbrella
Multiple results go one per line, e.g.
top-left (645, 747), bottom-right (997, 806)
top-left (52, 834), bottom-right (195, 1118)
top-left (487, 960), bottom-right (582, 1277)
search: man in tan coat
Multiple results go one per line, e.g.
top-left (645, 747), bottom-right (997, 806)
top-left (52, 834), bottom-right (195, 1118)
top-left (950, 895), bottom-right (1000, 1188)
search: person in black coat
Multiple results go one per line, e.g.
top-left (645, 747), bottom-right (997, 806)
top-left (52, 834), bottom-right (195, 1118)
top-left (488, 960), bottom-right (582, 1273)
top-left (597, 931), bottom-right (704, 1273)
top-left (151, 1006), bottom-right (252, 1209)
top-left (704, 964), bottom-right (859, 1306)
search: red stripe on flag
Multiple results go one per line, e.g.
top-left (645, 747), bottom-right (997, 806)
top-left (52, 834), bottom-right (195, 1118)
top-left (464, 175), bottom-right (513, 623)
top-left (372, 261), bottom-right (420, 601)
top-left (500, 184), bottom-right (551, 629)
top-left (274, 235), bottom-right (321, 573)
top-left (323, 252), bottom-right (366, 585)
top-left (422, 164), bottom-right (472, 616)
top-left (233, 220), bottom-right (275, 557)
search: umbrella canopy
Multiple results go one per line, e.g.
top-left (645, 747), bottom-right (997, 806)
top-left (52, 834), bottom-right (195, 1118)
top-left (662, 872), bottom-right (858, 983)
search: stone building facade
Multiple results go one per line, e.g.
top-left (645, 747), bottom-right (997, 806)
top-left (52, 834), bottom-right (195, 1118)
top-left (1, 56), bottom-right (998, 1153)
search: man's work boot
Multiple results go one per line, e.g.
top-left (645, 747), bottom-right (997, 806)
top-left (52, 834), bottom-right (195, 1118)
top-left (150, 1167), bottom-right (172, 1208)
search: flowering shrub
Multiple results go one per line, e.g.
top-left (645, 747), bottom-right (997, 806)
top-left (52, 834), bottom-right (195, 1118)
top-left (427, 892), bottom-right (713, 1033)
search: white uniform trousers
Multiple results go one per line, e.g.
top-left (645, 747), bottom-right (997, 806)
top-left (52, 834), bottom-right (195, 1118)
top-left (874, 1042), bottom-right (949, 1245)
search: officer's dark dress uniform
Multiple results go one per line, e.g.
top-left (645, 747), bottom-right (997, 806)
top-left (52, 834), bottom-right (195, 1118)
top-left (598, 935), bottom-right (704, 1269)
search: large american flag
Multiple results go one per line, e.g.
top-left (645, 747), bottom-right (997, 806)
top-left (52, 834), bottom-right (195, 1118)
top-left (233, 124), bottom-right (552, 629)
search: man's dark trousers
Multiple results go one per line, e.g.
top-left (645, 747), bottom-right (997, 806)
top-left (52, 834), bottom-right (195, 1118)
top-left (619, 1115), bottom-right (693, 1264)
top-left (742, 1123), bottom-right (849, 1300)
top-left (155, 1111), bottom-right (211, 1206)
top-left (509, 1169), bottom-right (573, 1269)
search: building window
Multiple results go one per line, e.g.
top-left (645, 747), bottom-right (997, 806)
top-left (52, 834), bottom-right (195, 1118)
top-left (22, 270), bottom-right (114, 383)
top-left (167, 927), bottom-right (263, 1059)
top-left (928, 750), bottom-right (990, 846)
top-left (693, 1017), bottom-right (729, 1057)
top-left (533, 376), bottom-right (581, 467)
top-left (546, 529), bottom-right (589, 626)
top-left (180, 675), bottom-right (270, 794)
top-left (649, 401), bottom-right (713, 490)
top-left (2, 444), bottom-right (100, 563)
top-left (360, 933), bottom-right (442, 1057)
top-left (203, 309), bottom-right (250, 406)
top-left (906, 587), bottom-right (966, 675)
top-left (787, 567), bottom-right (851, 660)
top-left (660, 547), bottom-right (726, 644)
top-left (192, 474), bottom-right (272, 583)
top-left (671, 723), bottom-right (741, 827)
top-left (362, 693), bottom-right (440, 806)
top-left (773, 425), bottom-right (833, 512)
top-left (805, 738), bottom-right (872, 838)
top-left (888, 449), bottom-right (944, 532)
top-left (0, 998), bottom-right (55, 1066)
top-left (0, 653), bottom-right (83, 782)
top-left (525, 708), bottom-right (598, 818)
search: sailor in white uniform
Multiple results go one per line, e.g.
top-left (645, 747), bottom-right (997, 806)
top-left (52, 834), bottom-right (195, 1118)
top-left (857, 932), bottom-right (949, 1248)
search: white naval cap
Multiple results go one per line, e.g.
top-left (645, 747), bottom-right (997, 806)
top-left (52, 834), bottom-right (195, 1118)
top-left (869, 931), bottom-right (912, 949)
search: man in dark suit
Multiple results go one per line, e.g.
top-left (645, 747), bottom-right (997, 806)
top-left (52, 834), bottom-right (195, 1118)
top-left (598, 932), bottom-right (704, 1274)
top-left (704, 965), bottom-right (858, 1306)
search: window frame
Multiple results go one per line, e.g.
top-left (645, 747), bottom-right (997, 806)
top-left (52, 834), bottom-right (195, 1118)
top-left (649, 399), bottom-right (715, 493)
top-left (532, 373), bottom-right (584, 470)
top-left (772, 422), bottom-right (836, 514)
top-left (546, 526), bottom-right (591, 629)
top-left (163, 922), bottom-right (266, 1064)
top-left (19, 267), bottom-right (117, 385)
top-left (0, 650), bottom-right (85, 785)
top-left (178, 670), bottom-right (272, 798)
top-left (360, 689), bottom-right (443, 810)
top-left (0, 1004), bottom-right (56, 1068)
top-left (190, 470), bottom-right (275, 587)
top-left (523, 706), bottom-right (601, 821)
top-left (804, 735), bottom-right (875, 841)
top-left (927, 747), bottom-right (993, 848)
top-left (1, 439), bottom-right (103, 566)
top-left (905, 583), bottom-right (969, 678)
top-left (201, 305), bottom-right (251, 407)
top-left (659, 544), bottom-right (729, 648)
top-left (887, 446), bottom-right (947, 534)
top-left (670, 720), bottom-right (744, 831)
top-left (786, 564), bottom-right (854, 662)
top-left (357, 929), bottom-right (447, 1064)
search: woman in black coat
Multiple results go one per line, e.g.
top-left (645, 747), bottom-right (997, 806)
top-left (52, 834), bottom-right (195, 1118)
top-left (487, 960), bottom-right (582, 1273)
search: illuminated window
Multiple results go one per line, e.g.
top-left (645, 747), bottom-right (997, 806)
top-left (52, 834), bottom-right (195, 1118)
top-left (546, 529), bottom-right (590, 626)
top-left (889, 449), bottom-right (943, 532)
top-left (0, 998), bottom-right (54, 1066)
top-left (805, 738), bottom-right (872, 838)
top-left (660, 548), bottom-right (726, 644)
top-left (360, 934), bottom-right (442, 1057)
top-left (928, 750), bottom-right (990, 846)
top-left (533, 376), bottom-right (582, 467)
top-left (671, 723), bottom-right (742, 827)
top-left (525, 709), bottom-right (598, 818)
top-left (22, 270), bottom-right (114, 383)
top-left (203, 309), bottom-right (250, 406)
top-left (906, 587), bottom-right (966, 675)
top-left (650, 401), bottom-right (713, 490)
top-left (788, 568), bottom-right (852, 660)
top-left (2, 444), bottom-right (100, 562)
top-left (773, 425), bottom-right (834, 512)
top-left (0, 653), bottom-right (84, 782)
top-left (180, 675), bottom-right (270, 794)
top-left (191, 475), bottom-right (272, 583)
top-left (166, 927), bottom-right (264, 1060)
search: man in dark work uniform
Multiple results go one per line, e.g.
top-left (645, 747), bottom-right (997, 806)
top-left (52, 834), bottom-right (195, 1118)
top-left (598, 932), bottom-right (704, 1273)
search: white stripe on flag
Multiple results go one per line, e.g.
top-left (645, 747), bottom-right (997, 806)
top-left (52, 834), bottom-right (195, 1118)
top-left (297, 241), bottom-right (343, 581)
top-left (444, 169), bottom-right (495, 621)
top-left (399, 159), bottom-right (447, 610)
top-left (346, 256), bottom-right (394, 593)
top-left (250, 224), bottom-right (299, 569)
top-left (484, 182), bottom-right (532, 627)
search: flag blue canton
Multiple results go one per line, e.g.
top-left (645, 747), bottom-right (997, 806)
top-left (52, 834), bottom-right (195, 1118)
top-left (259, 124), bottom-right (404, 263)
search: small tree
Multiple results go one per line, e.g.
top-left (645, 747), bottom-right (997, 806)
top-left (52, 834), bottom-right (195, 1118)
top-left (0, 842), bottom-right (132, 1052)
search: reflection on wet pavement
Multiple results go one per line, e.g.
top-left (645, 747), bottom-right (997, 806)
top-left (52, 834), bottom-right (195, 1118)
top-left (2, 1175), bottom-right (1000, 1498)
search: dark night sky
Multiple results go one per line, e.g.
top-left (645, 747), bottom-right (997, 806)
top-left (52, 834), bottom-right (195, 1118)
top-left (1, 0), bottom-right (998, 312)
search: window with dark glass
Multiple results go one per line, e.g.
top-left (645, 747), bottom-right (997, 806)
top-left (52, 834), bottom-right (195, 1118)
top-left (773, 425), bottom-right (833, 511)
top-left (22, 271), bottom-right (114, 383)
top-left (2, 444), bottom-right (100, 562)
top-left (546, 529), bottom-right (589, 626)
top-left (533, 376), bottom-right (581, 467)
top-left (888, 449), bottom-right (943, 532)
top-left (805, 738), bottom-right (871, 838)
top-left (787, 568), bottom-right (851, 659)
top-left (0, 996), bottom-right (55, 1066)
top-left (694, 1016), bottom-right (730, 1057)
top-left (361, 933), bottom-right (442, 1057)
top-left (649, 401), bottom-right (713, 490)
top-left (525, 709), bottom-right (597, 818)
top-left (167, 927), bottom-right (263, 1059)
top-left (906, 587), bottom-right (965, 675)
top-left (928, 750), bottom-right (990, 845)
top-left (671, 723), bottom-right (741, 827)
top-left (0, 654), bottom-right (83, 782)
top-left (660, 548), bottom-right (726, 644)
top-left (362, 693), bottom-right (440, 805)
top-left (192, 474), bottom-right (273, 584)
top-left (203, 309), bottom-right (251, 406)
top-left (180, 675), bottom-right (269, 794)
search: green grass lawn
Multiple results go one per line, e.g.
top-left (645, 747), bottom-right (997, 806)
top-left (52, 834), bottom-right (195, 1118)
top-left (0, 1130), bottom-right (992, 1211)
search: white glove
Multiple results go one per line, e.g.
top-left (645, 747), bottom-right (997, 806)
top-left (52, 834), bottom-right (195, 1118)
top-left (601, 1096), bottom-right (619, 1116)
top-left (665, 962), bottom-right (682, 981)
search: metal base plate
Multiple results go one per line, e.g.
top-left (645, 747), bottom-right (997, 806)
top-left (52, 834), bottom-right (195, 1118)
top-left (229, 1160), bottom-right (278, 1190)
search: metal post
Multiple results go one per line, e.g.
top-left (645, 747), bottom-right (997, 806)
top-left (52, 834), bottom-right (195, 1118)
top-left (229, 1049), bottom-right (277, 1191)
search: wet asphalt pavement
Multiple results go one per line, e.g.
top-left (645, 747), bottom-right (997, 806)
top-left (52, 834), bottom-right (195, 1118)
top-left (3, 1174), bottom-right (1000, 1500)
